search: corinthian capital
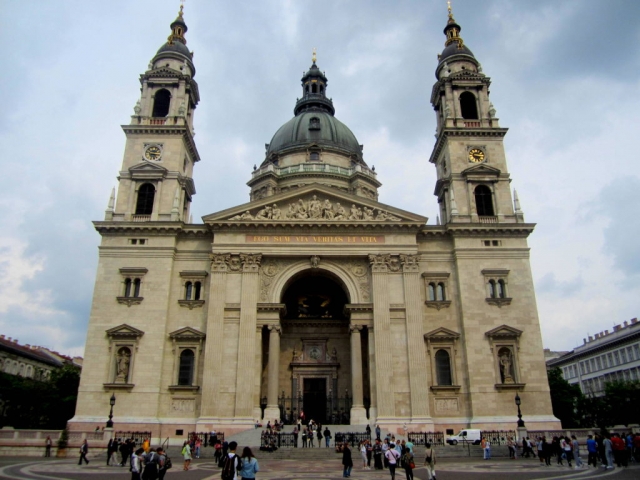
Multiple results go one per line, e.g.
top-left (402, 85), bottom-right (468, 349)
top-left (210, 254), bottom-right (230, 272)
top-left (368, 254), bottom-right (390, 273)
top-left (400, 254), bottom-right (419, 272)
top-left (240, 254), bottom-right (262, 272)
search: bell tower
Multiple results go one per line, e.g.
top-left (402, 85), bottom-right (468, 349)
top-left (429, 3), bottom-right (523, 225)
top-left (106, 4), bottom-right (201, 223)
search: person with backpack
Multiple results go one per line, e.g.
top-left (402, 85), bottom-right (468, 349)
top-left (181, 441), bottom-right (192, 471)
top-left (401, 446), bottom-right (415, 480)
top-left (424, 442), bottom-right (436, 480)
top-left (142, 448), bottom-right (159, 480)
top-left (222, 441), bottom-right (242, 480)
top-left (156, 447), bottom-right (171, 480)
top-left (238, 446), bottom-right (259, 479)
top-left (384, 442), bottom-right (400, 480)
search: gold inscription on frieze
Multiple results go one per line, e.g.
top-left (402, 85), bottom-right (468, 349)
top-left (246, 235), bottom-right (385, 244)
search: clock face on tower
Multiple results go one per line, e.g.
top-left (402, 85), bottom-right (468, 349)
top-left (468, 148), bottom-right (485, 163)
top-left (144, 145), bottom-right (162, 161)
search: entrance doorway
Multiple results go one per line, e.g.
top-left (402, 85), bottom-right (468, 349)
top-left (303, 378), bottom-right (327, 424)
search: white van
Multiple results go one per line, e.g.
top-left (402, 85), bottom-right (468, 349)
top-left (446, 429), bottom-right (481, 445)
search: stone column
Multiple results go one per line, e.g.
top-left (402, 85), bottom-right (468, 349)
top-left (401, 255), bottom-right (433, 427)
top-left (198, 254), bottom-right (229, 422)
top-left (350, 324), bottom-right (367, 424)
top-left (369, 254), bottom-right (395, 422)
top-left (253, 326), bottom-right (264, 421)
top-left (234, 254), bottom-right (261, 424)
top-left (367, 326), bottom-right (378, 422)
top-left (264, 324), bottom-right (282, 421)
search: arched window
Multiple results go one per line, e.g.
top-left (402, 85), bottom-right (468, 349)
top-left (133, 279), bottom-right (141, 297)
top-left (194, 281), bottom-right (201, 300)
top-left (178, 349), bottom-right (195, 385)
top-left (135, 183), bottom-right (155, 215)
top-left (497, 280), bottom-right (506, 298)
top-left (459, 91), bottom-right (478, 119)
top-left (474, 185), bottom-right (494, 216)
top-left (312, 84), bottom-right (318, 94)
top-left (320, 85), bottom-right (324, 94)
top-left (124, 278), bottom-right (132, 297)
top-left (185, 282), bottom-right (193, 300)
top-left (152, 89), bottom-right (171, 117)
top-left (435, 349), bottom-right (453, 385)
top-left (26, 365), bottom-right (33, 378)
top-left (436, 283), bottom-right (446, 301)
top-left (428, 283), bottom-right (436, 301)
top-left (305, 85), bottom-right (309, 94)
top-left (488, 280), bottom-right (496, 298)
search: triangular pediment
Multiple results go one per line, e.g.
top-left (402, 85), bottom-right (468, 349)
top-left (129, 162), bottom-right (168, 173)
top-left (461, 163), bottom-right (501, 176)
top-left (106, 324), bottom-right (145, 339)
top-left (168, 327), bottom-right (206, 340)
top-left (485, 324), bottom-right (522, 339)
top-left (203, 184), bottom-right (427, 225)
top-left (143, 67), bottom-right (184, 79)
top-left (425, 327), bottom-right (460, 341)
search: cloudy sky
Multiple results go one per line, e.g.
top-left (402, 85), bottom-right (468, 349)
top-left (1, 0), bottom-right (639, 357)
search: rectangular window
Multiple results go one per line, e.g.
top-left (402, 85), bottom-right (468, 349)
top-left (626, 347), bottom-right (633, 361)
top-left (621, 349), bottom-right (627, 363)
top-left (596, 357), bottom-right (602, 370)
top-left (607, 353), bottom-right (613, 367)
top-left (634, 345), bottom-right (640, 359)
top-left (614, 351), bottom-right (620, 365)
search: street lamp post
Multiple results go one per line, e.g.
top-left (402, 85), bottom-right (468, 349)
top-left (515, 393), bottom-right (525, 428)
top-left (106, 394), bottom-right (116, 428)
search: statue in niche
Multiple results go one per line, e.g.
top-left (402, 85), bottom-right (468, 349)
top-left (115, 347), bottom-right (131, 383)
top-left (499, 348), bottom-right (515, 384)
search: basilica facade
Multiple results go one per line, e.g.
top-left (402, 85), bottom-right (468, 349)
top-left (71, 5), bottom-right (559, 438)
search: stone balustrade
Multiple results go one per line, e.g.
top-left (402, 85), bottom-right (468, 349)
top-left (251, 163), bottom-right (376, 180)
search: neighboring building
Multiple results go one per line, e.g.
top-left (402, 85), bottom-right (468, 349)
top-left (0, 335), bottom-right (82, 381)
top-left (71, 5), bottom-right (558, 437)
top-left (544, 349), bottom-right (570, 362)
top-left (547, 318), bottom-right (640, 396)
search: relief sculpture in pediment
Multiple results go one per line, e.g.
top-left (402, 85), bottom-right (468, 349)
top-left (228, 195), bottom-right (401, 222)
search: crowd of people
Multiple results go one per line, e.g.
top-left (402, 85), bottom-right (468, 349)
top-left (340, 433), bottom-right (434, 480)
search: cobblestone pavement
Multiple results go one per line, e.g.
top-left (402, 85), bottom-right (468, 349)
top-left (0, 456), bottom-right (637, 480)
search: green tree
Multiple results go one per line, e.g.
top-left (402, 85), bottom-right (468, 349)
top-left (547, 367), bottom-right (583, 428)
top-left (603, 380), bottom-right (640, 426)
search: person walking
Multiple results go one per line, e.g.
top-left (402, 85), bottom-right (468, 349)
top-left (45, 435), bottom-right (52, 458)
top-left (78, 439), bottom-right (90, 465)
top-left (317, 425), bottom-right (323, 448)
top-left (424, 442), bottom-right (436, 480)
top-left (156, 447), bottom-right (169, 480)
top-left (142, 448), bottom-right (159, 480)
top-left (603, 434), bottom-right (614, 469)
top-left (561, 436), bottom-right (573, 467)
top-left (302, 428), bottom-right (308, 448)
top-left (384, 442), bottom-right (401, 480)
top-left (507, 436), bottom-right (516, 459)
top-left (293, 426), bottom-right (299, 448)
top-left (586, 434), bottom-right (598, 467)
top-left (222, 441), bottom-right (242, 480)
top-left (401, 447), bottom-right (414, 480)
top-left (181, 440), bottom-right (192, 471)
top-left (342, 442), bottom-right (353, 478)
top-left (131, 448), bottom-right (144, 480)
top-left (571, 435), bottom-right (584, 469)
top-left (481, 437), bottom-right (491, 460)
top-left (239, 446), bottom-right (259, 479)
top-left (382, 438), bottom-right (390, 469)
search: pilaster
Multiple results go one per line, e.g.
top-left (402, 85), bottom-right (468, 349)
top-left (199, 254), bottom-right (229, 420)
top-left (234, 254), bottom-right (262, 423)
top-left (368, 254), bottom-right (394, 421)
top-left (400, 254), bottom-right (433, 426)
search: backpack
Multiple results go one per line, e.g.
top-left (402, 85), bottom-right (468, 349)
top-left (221, 454), bottom-right (241, 480)
top-left (164, 455), bottom-right (172, 470)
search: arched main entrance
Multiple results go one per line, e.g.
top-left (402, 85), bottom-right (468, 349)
top-left (274, 270), bottom-right (363, 424)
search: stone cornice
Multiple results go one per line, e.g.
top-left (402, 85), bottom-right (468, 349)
top-left (429, 128), bottom-right (509, 164)
top-left (206, 222), bottom-right (424, 232)
top-left (93, 221), bottom-right (210, 237)
top-left (121, 125), bottom-right (201, 163)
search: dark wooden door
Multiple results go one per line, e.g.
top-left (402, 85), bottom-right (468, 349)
top-left (303, 378), bottom-right (327, 424)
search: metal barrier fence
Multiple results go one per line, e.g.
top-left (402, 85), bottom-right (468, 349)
top-left (259, 432), bottom-right (297, 449)
top-left (114, 431), bottom-right (152, 445)
top-left (481, 430), bottom-right (516, 445)
top-left (334, 432), bottom-right (371, 445)
top-left (187, 431), bottom-right (225, 447)
top-left (407, 432), bottom-right (445, 446)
